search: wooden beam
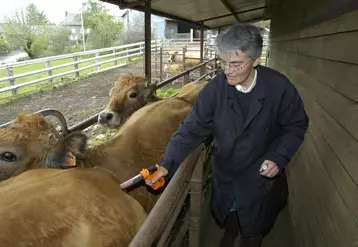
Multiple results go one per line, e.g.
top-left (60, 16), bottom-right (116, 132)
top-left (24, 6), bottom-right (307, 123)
top-left (199, 6), bottom-right (267, 23)
top-left (144, 0), bottom-right (151, 80)
top-left (118, 1), bottom-right (143, 9)
top-left (220, 0), bottom-right (240, 21)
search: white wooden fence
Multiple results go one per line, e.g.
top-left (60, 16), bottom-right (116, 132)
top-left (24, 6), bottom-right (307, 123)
top-left (0, 40), bottom-right (162, 97)
top-left (0, 36), bottom-right (268, 100)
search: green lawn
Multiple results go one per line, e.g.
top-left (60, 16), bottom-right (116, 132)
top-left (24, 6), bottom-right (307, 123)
top-left (0, 53), bottom-right (143, 103)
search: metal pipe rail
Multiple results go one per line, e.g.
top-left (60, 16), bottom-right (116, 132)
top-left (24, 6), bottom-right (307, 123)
top-left (0, 59), bottom-right (217, 246)
top-left (156, 57), bottom-right (216, 88)
top-left (0, 58), bottom-right (217, 131)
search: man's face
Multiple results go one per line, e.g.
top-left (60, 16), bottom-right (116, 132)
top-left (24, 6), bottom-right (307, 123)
top-left (218, 51), bottom-right (259, 86)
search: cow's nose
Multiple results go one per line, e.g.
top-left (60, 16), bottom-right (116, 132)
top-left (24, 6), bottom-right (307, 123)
top-left (98, 112), bottom-right (113, 123)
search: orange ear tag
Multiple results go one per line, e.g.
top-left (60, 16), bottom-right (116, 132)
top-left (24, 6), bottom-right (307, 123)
top-left (64, 152), bottom-right (76, 167)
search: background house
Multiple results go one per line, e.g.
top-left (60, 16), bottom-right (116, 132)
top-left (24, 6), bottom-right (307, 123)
top-left (60, 11), bottom-right (85, 44)
top-left (119, 9), bottom-right (205, 42)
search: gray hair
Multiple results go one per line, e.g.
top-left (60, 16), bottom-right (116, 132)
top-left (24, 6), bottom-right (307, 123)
top-left (215, 23), bottom-right (263, 59)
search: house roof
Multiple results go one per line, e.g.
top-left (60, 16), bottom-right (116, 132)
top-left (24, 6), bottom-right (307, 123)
top-left (100, 0), bottom-right (278, 29)
top-left (60, 12), bottom-right (81, 26)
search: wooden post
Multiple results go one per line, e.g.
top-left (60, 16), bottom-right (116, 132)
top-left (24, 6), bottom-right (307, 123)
top-left (95, 52), bottom-right (100, 71)
top-left (154, 42), bottom-right (158, 79)
top-left (5, 65), bottom-right (17, 95)
top-left (188, 148), bottom-right (205, 247)
top-left (113, 49), bottom-right (117, 65)
top-left (45, 60), bottom-right (53, 84)
top-left (144, 0), bottom-right (151, 81)
top-left (73, 55), bottom-right (79, 78)
top-left (182, 46), bottom-right (188, 85)
top-left (159, 46), bottom-right (163, 81)
top-left (200, 24), bottom-right (205, 76)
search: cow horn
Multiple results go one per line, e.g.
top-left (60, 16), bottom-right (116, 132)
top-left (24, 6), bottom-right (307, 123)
top-left (36, 109), bottom-right (69, 135)
top-left (0, 108), bottom-right (69, 135)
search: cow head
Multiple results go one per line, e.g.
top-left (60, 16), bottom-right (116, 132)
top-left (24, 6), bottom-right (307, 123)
top-left (0, 113), bottom-right (87, 181)
top-left (167, 51), bottom-right (179, 63)
top-left (98, 74), bottom-right (158, 128)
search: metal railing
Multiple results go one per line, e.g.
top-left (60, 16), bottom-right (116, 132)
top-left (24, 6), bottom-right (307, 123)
top-left (0, 58), bottom-right (218, 246)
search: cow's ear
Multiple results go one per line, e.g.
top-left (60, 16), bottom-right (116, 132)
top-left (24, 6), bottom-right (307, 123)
top-left (45, 132), bottom-right (87, 169)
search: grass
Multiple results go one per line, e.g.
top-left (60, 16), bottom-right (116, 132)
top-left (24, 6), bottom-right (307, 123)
top-left (156, 87), bottom-right (180, 98)
top-left (0, 54), bottom-right (143, 105)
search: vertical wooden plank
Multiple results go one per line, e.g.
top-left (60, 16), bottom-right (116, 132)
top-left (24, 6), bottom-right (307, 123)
top-left (182, 46), bottom-right (188, 85)
top-left (73, 55), bottom-right (79, 78)
top-left (189, 149), bottom-right (205, 247)
top-left (159, 46), bottom-right (163, 81)
top-left (144, 0), bottom-right (151, 81)
top-left (5, 65), bottom-right (17, 95)
top-left (5, 66), bottom-right (16, 95)
top-left (45, 60), bottom-right (53, 84)
top-left (112, 49), bottom-right (117, 66)
top-left (200, 24), bottom-right (205, 76)
top-left (95, 52), bottom-right (100, 71)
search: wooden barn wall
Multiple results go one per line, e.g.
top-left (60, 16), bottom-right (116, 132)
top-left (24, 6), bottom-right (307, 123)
top-left (268, 0), bottom-right (358, 246)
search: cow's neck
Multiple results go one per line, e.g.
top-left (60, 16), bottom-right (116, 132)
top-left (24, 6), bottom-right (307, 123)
top-left (78, 135), bottom-right (138, 182)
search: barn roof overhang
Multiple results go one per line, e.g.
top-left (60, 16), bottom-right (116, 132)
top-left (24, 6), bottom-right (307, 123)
top-left (101, 0), bottom-right (278, 29)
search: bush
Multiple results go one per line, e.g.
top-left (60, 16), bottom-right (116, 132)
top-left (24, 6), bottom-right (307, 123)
top-left (30, 35), bottom-right (49, 58)
top-left (0, 39), bottom-right (10, 53)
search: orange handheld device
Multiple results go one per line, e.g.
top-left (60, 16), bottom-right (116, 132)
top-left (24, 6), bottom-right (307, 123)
top-left (120, 164), bottom-right (165, 190)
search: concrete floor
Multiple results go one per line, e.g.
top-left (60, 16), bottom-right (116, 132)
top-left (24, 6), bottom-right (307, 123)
top-left (199, 188), bottom-right (296, 247)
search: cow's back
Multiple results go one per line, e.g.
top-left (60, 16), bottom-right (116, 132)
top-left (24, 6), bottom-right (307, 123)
top-left (93, 98), bottom-right (193, 213)
top-left (0, 168), bottom-right (146, 247)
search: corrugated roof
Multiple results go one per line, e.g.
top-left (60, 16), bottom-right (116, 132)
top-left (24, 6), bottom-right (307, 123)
top-left (100, 0), bottom-right (276, 29)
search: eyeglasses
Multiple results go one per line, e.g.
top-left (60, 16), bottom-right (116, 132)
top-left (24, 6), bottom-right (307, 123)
top-left (218, 59), bottom-right (252, 71)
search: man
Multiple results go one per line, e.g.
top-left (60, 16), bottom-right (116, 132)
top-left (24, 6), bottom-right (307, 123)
top-left (146, 23), bottom-right (309, 247)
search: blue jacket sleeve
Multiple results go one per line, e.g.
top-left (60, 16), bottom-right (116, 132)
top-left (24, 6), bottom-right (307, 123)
top-left (161, 79), bottom-right (217, 178)
top-left (266, 82), bottom-right (309, 171)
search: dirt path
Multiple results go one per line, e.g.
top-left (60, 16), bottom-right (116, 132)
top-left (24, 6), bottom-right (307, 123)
top-left (0, 61), bottom-right (145, 126)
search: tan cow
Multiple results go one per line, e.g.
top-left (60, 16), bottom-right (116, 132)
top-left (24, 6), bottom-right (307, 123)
top-left (0, 79), bottom-right (209, 214)
top-left (0, 160), bottom-right (147, 247)
top-left (98, 74), bottom-right (160, 128)
top-left (167, 51), bottom-right (201, 66)
top-left (164, 51), bottom-right (202, 80)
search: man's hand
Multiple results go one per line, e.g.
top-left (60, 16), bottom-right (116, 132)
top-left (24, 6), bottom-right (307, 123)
top-left (259, 160), bottom-right (279, 178)
top-left (145, 166), bottom-right (168, 188)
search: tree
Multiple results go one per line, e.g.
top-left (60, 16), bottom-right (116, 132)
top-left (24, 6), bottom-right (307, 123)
top-left (79, 0), bottom-right (123, 48)
top-left (2, 3), bottom-right (49, 58)
top-left (26, 3), bottom-right (48, 25)
top-left (49, 27), bottom-right (72, 53)
top-left (0, 38), bottom-right (10, 53)
top-left (119, 11), bottom-right (156, 44)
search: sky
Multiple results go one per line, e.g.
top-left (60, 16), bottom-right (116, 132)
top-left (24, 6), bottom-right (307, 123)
top-left (0, 0), bottom-right (126, 24)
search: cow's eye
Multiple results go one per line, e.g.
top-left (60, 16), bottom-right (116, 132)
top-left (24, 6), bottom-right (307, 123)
top-left (129, 91), bottom-right (137, 98)
top-left (1, 152), bottom-right (17, 162)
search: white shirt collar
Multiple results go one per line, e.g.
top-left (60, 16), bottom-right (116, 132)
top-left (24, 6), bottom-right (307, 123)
top-left (235, 69), bottom-right (257, 93)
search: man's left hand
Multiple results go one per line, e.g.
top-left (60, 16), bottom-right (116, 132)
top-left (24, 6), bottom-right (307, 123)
top-left (259, 160), bottom-right (279, 178)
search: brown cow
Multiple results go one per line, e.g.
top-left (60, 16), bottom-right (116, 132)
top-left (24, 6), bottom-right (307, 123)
top-left (167, 51), bottom-right (201, 66)
top-left (0, 79), bottom-right (209, 214)
top-left (0, 161), bottom-right (147, 246)
top-left (164, 52), bottom-right (202, 80)
top-left (98, 74), bottom-right (160, 128)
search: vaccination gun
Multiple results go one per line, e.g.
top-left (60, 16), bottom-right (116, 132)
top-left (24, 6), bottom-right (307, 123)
top-left (120, 164), bottom-right (165, 190)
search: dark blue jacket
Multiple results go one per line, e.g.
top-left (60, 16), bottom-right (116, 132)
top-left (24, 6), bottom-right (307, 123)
top-left (162, 65), bottom-right (309, 237)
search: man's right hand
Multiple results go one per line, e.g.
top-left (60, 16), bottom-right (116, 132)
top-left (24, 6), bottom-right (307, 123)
top-left (145, 165), bottom-right (168, 188)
